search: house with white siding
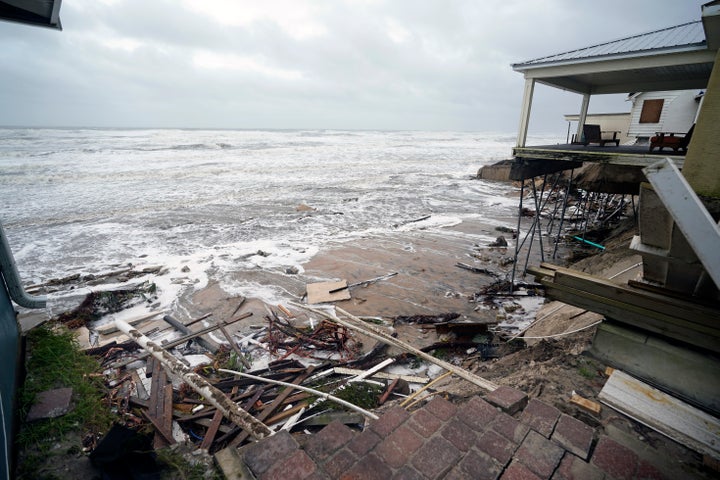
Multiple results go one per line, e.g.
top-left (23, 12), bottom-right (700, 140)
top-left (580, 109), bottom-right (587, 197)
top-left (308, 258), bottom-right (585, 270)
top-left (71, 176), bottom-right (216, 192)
top-left (627, 89), bottom-right (704, 141)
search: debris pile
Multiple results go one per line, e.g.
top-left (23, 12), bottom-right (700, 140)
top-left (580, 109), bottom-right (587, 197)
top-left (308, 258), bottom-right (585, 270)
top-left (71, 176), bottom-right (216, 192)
top-left (36, 291), bottom-right (514, 466)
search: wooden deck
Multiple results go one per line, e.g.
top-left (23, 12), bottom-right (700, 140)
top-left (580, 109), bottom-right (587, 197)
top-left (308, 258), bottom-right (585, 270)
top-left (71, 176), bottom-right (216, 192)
top-left (511, 144), bottom-right (685, 180)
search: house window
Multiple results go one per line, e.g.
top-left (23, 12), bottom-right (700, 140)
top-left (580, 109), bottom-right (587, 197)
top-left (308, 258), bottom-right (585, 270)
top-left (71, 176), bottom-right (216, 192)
top-left (639, 99), bottom-right (664, 123)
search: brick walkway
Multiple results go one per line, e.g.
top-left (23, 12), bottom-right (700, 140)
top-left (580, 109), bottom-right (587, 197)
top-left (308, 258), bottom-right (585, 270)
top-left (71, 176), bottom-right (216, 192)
top-left (235, 386), bottom-right (703, 480)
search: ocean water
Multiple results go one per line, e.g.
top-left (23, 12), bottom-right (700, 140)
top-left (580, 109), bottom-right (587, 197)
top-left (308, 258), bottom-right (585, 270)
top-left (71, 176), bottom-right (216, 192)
top-left (0, 128), bottom-right (559, 313)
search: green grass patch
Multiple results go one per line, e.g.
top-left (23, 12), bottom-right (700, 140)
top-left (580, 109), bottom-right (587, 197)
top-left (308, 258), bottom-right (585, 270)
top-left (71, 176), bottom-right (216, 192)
top-left (17, 323), bottom-right (113, 451)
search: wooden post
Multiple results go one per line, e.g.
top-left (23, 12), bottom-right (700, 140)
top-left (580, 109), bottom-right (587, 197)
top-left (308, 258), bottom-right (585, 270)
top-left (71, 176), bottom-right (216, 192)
top-left (516, 78), bottom-right (535, 148)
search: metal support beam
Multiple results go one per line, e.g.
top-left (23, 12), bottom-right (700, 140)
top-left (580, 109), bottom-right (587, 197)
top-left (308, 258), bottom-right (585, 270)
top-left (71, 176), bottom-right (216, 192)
top-left (643, 158), bottom-right (720, 288)
top-left (516, 78), bottom-right (535, 148)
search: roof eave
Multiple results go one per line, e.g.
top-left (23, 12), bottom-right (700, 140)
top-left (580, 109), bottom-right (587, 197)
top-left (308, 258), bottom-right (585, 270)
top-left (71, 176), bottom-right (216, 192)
top-left (512, 44), bottom-right (709, 72)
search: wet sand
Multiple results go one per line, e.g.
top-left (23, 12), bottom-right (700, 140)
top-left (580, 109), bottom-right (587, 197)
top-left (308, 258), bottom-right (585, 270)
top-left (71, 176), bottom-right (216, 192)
top-left (180, 209), bottom-right (550, 354)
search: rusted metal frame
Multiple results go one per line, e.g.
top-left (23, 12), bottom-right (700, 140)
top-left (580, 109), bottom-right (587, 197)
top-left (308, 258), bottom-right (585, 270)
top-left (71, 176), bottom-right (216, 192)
top-left (522, 173), bottom-right (549, 273)
top-left (114, 318), bottom-right (272, 441)
top-left (552, 167), bottom-right (576, 259)
top-left (510, 177), bottom-right (526, 291)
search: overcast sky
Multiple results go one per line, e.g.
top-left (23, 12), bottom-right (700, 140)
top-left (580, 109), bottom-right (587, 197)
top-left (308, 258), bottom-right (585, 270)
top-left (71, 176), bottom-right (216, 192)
top-left (0, 0), bottom-right (709, 133)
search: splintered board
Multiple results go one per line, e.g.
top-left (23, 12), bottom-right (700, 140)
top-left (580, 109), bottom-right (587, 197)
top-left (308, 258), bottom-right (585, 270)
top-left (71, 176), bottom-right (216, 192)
top-left (599, 370), bottom-right (720, 460)
top-left (306, 280), bottom-right (351, 304)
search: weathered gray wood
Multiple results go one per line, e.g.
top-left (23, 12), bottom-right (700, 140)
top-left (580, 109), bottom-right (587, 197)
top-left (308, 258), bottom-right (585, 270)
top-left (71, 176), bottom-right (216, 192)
top-left (599, 370), bottom-right (720, 460)
top-left (163, 314), bottom-right (220, 353)
top-left (114, 319), bottom-right (272, 440)
top-left (543, 282), bottom-right (720, 353)
top-left (551, 269), bottom-right (719, 327)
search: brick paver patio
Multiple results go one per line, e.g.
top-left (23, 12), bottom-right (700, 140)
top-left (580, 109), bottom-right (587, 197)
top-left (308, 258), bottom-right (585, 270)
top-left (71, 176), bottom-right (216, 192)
top-left (235, 388), bottom-right (709, 479)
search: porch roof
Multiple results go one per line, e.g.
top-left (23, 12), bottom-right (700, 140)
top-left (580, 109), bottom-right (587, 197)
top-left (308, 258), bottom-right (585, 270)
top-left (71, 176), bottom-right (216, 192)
top-left (511, 4), bottom-right (720, 95)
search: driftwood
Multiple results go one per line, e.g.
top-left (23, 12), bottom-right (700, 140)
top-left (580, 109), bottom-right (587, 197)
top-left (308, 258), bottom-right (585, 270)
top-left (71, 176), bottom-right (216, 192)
top-left (456, 262), bottom-right (499, 277)
top-left (113, 319), bottom-right (272, 441)
top-left (293, 303), bottom-right (499, 392)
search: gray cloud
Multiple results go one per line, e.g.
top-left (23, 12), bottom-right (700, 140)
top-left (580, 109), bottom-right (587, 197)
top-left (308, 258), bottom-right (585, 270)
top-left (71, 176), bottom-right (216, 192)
top-left (0, 0), bottom-right (708, 132)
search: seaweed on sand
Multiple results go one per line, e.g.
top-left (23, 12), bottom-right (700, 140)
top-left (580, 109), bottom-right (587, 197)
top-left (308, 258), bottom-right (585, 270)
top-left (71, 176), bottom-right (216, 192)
top-left (54, 282), bottom-right (157, 328)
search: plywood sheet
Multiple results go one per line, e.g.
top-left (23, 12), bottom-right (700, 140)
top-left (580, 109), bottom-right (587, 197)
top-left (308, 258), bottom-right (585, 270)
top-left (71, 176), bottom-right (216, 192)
top-left (306, 280), bottom-right (351, 304)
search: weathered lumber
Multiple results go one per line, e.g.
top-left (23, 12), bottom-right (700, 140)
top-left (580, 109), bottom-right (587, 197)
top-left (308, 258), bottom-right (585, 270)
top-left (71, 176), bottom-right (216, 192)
top-left (542, 282), bottom-right (720, 353)
top-left (110, 312), bottom-right (253, 368)
top-left (294, 303), bottom-right (499, 392)
top-left (97, 311), bottom-right (162, 335)
top-left (379, 378), bottom-right (400, 405)
top-left (400, 371), bottom-right (453, 408)
top-left (456, 263), bottom-right (499, 277)
top-left (227, 367), bottom-right (316, 447)
top-left (163, 314), bottom-right (220, 353)
top-left (570, 393), bottom-right (601, 415)
top-left (219, 368), bottom-right (380, 421)
top-left (200, 386), bottom-right (238, 451)
top-left (551, 268), bottom-right (719, 326)
top-left (114, 319), bottom-right (271, 441)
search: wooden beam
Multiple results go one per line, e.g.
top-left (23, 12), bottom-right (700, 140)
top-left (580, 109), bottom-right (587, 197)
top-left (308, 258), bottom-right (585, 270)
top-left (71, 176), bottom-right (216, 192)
top-left (551, 268), bottom-right (719, 327)
top-left (542, 282), bottom-right (720, 353)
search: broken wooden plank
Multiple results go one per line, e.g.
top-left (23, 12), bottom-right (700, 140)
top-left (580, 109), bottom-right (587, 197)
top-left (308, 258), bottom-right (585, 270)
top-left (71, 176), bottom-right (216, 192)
top-left (200, 386), bottom-right (238, 450)
top-left (570, 393), bottom-right (601, 415)
top-left (456, 263), bottom-right (499, 277)
top-left (599, 369), bottom-right (720, 460)
top-left (306, 280), bottom-right (352, 304)
top-left (114, 318), bottom-right (271, 441)
top-left (379, 378), bottom-right (400, 405)
top-left (163, 314), bottom-right (220, 353)
top-left (96, 311), bottom-right (162, 335)
top-left (328, 272), bottom-right (399, 293)
top-left (109, 312), bottom-right (253, 368)
top-left (227, 367), bottom-right (317, 447)
top-left (542, 281), bottom-right (720, 353)
top-left (219, 369), bottom-right (380, 421)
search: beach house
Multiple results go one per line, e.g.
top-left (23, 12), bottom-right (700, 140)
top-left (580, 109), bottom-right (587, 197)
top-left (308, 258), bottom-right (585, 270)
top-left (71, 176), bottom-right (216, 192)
top-left (510, 1), bottom-right (720, 425)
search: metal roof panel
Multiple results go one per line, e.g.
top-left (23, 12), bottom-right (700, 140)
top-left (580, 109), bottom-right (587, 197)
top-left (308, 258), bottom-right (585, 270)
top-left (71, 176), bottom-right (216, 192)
top-left (514, 21), bottom-right (706, 68)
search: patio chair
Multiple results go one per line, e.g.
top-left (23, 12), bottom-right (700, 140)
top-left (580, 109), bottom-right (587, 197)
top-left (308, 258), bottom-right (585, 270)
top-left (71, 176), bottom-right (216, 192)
top-left (582, 124), bottom-right (620, 147)
top-left (649, 124), bottom-right (694, 153)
